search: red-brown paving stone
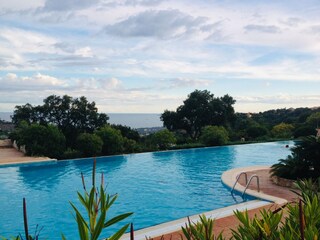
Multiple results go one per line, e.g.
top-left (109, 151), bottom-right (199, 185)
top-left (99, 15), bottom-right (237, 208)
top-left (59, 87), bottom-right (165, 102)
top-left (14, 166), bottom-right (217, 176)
top-left (151, 167), bottom-right (299, 240)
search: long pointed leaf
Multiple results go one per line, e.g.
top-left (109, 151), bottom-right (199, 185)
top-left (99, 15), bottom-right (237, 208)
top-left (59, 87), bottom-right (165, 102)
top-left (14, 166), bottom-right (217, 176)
top-left (92, 211), bottom-right (106, 240)
top-left (107, 223), bottom-right (130, 240)
top-left (70, 202), bottom-right (89, 230)
top-left (104, 213), bottom-right (133, 228)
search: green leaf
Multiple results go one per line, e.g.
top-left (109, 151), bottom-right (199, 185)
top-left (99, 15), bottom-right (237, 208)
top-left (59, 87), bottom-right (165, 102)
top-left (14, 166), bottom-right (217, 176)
top-left (61, 233), bottom-right (67, 240)
top-left (107, 223), bottom-right (130, 240)
top-left (91, 211), bottom-right (106, 240)
top-left (104, 212), bottom-right (133, 228)
top-left (70, 202), bottom-right (89, 231)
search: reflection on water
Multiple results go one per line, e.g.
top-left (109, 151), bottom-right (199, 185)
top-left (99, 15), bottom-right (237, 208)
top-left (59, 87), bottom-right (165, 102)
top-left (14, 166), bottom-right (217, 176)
top-left (18, 161), bottom-right (69, 191)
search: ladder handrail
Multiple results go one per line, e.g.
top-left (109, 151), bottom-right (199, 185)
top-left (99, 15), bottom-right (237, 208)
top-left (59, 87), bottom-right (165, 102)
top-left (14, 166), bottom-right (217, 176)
top-left (242, 174), bottom-right (260, 197)
top-left (231, 172), bottom-right (248, 194)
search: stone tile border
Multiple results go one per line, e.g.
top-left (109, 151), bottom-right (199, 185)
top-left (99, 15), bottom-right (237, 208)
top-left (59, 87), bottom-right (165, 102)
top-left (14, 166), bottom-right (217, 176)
top-left (221, 165), bottom-right (287, 205)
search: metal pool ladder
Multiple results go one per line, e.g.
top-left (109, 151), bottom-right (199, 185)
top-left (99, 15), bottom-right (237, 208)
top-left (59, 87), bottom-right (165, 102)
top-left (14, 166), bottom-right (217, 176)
top-left (242, 174), bottom-right (260, 197)
top-left (231, 172), bottom-right (248, 194)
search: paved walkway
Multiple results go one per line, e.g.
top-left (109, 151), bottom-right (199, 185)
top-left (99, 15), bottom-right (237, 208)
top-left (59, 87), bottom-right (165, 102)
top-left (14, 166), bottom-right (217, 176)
top-left (135, 166), bottom-right (299, 240)
top-left (0, 140), bottom-right (54, 166)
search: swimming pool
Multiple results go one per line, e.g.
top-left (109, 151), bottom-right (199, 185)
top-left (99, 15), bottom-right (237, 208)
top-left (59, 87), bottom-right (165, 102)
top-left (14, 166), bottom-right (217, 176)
top-left (0, 141), bottom-right (291, 239)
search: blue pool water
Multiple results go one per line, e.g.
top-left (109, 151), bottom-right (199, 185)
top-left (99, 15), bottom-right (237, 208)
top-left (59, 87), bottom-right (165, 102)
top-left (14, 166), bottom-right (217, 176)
top-left (0, 141), bottom-right (292, 239)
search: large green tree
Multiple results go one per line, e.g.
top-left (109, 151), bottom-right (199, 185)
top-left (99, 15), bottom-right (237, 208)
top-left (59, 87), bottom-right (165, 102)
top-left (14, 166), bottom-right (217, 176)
top-left (12, 95), bottom-right (109, 147)
top-left (161, 90), bottom-right (236, 139)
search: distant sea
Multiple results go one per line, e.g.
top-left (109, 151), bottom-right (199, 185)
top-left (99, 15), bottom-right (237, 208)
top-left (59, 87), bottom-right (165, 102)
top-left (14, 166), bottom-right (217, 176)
top-left (0, 112), bottom-right (162, 129)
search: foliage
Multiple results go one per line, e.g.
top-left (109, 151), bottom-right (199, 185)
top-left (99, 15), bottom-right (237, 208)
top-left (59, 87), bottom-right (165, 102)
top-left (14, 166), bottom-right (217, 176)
top-left (111, 124), bottom-right (140, 142)
top-left (96, 125), bottom-right (124, 155)
top-left (231, 178), bottom-right (320, 240)
top-left (12, 95), bottom-right (108, 148)
top-left (67, 160), bottom-right (133, 240)
top-left (245, 125), bottom-right (268, 140)
top-left (62, 148), bottom-right (82, 159)
top-left (76, 133), bottom-right (103, 157)
top-left (306, 112), bottom-right (320, 128)
top-left (123, 138), bottom-right (140, 153)
top-left (200, 126), bottom-right (229, 146)
top-left (12, 123), bottom-right (66, 158)
top-left (169, 143), bottom-right (206, 150)
top-left (251, 107), bottom-right (317, 127)
top-left (231, 208), bottom-right (283, 240)
top-left (271, 136), bottom-right (320, 179)
top-left (293, 126), bottom-right (316, 138)
top-left (271, 123), bottom-right (294, 139)
top-left (150, 129), bottom-right (176, 150)
top-left (161, 90), bottom-right (236, 139)
top-left (181, 215), bottom-right (224, 240)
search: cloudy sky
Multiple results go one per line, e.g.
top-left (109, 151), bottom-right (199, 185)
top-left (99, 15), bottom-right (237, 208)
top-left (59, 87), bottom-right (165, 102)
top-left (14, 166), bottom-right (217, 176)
top-left (1, 0), bottom-right (320, 114)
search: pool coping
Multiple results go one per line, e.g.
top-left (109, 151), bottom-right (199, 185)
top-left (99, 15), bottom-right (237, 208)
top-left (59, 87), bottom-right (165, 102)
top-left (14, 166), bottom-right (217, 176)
top-left (0, 158), bottom-right (57, 167)
top-left (121, 165), bottom-right (288, 239)
top-left (221, 165), bottom-right (287, 205)
top-left (121, 199), bottom-right (270, 240)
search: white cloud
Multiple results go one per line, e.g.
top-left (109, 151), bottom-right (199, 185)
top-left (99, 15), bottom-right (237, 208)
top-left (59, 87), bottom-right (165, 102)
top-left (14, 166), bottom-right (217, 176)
top-left (43, 0), bottom-right (99, 11)
top-left (0, 73), bottom-right (67, 91)
top-left (103, 9), bottom-right (214, 40)
top-left (169, 78), bottom-right (210, 88)
top-left (74, 47), bottom-right (94, 57)
top-left (244, 24), bottom-right (281, 33)
top-left (0, 0), bottom-right (44, 11)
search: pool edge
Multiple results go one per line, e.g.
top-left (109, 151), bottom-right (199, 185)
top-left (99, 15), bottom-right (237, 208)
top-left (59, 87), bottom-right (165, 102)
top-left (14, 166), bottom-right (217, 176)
top-left (121, 199), bottom-right (271, 240)
top-left (221, 165), bottom-right (288, 205)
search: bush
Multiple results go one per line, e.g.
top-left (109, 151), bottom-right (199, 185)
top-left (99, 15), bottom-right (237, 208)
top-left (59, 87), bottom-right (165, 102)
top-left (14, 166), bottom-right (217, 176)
top-left (246, 125), bottom-right (268, 140)
top-left (13, 123), bottom-right (66, 159)
top-left (294, 125), bottom-right (316, 138)
top-left (62, 148), bottom-right (82, 159)
top-left (150, 129), bottom-right (176, 150)
top-left (271, 123), bottom-right (294, 139)
top-left (76, 133), bottom-right (103, 157)
top-left (271, 136), bottom-right (320, 179)
top-left (96, 125), bottom-right (124, 155)
top-left (200, 126), bottom-right (229, 146)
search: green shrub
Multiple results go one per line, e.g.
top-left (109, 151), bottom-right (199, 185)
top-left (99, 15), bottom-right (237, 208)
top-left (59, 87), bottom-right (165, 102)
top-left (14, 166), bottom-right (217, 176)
top-left (62, 148), bottom-right (82, 159)
top-left (13, 123), bottom-right (66, 159)
top-left (150, 129), bottom-right (176, 150)
top-left (271, 136), bottom-right (320, 179)
top-left (96, 125), bottom-right (124, 155)
top-left (76, 133), bottom-right (103, 157)
top-left (200, 126), bottom-right (229, 146)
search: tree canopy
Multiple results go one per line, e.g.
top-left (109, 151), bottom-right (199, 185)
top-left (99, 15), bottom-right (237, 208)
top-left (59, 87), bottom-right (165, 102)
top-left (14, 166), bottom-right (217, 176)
top-left (161, 90), bottom-right (236, 139)
top-left (12, 95), bottom-right (109, 147)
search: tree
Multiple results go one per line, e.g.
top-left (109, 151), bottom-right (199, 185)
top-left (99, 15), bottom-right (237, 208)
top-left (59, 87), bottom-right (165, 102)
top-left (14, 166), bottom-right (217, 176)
top-left (76, 133), bottom-right (103, 157)
top-left (200, 126), bottom-right (229, 146)
top-left (293, 125), bottom-right (316, 138)
top-left (161, 90), bottom-right (236, 139)
top-left (150, 129), bottom-right (176, 150)
top-left (112, 124), bottom-right (140, 142)
top-left (11, 95), bottom-right (109, 148)
top-left (14, 123), bottom-right (66, 158)
top-left (246, 125), bottom-right (268, 140)
top-left (271, 123), bottom-right (294, 139)
top-left (306, 112), bottom-right (320, 128)
top-left (95, 125), bottom-right (124, 155)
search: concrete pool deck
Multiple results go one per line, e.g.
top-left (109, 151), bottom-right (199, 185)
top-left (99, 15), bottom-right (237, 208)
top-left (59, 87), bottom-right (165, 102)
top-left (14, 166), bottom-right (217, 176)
top-left (122, 165), bottom-right (299, 240)
top-left (0, 140), bottom-right (55, 166)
